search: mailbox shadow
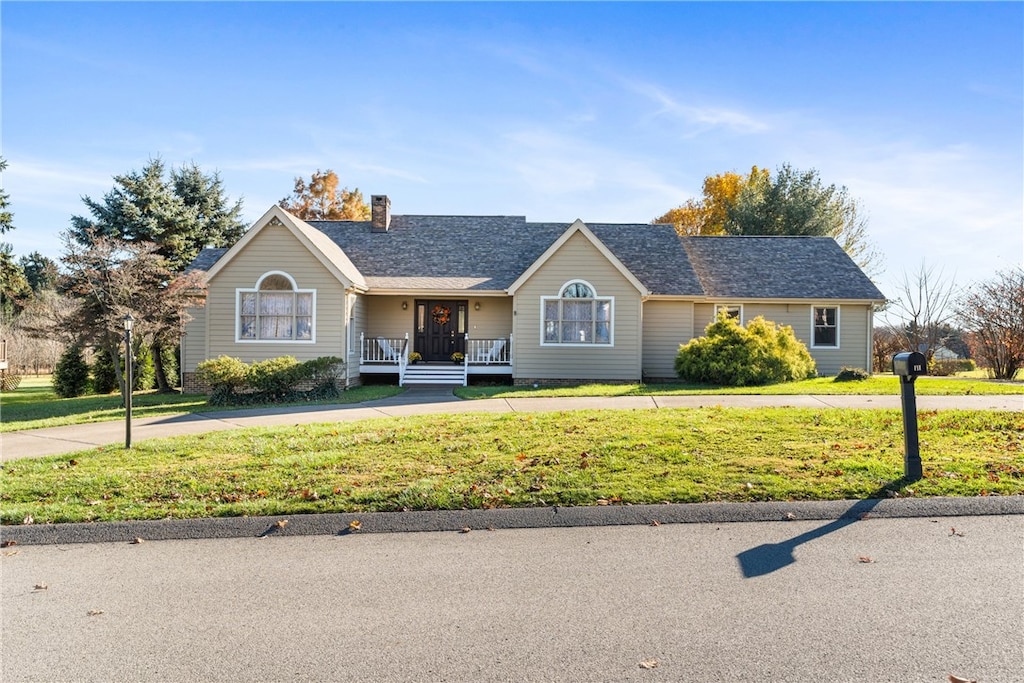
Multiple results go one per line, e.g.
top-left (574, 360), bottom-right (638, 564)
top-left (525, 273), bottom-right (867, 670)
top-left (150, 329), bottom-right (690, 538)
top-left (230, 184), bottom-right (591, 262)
top-left (736, 487), bottom-right (903, 579)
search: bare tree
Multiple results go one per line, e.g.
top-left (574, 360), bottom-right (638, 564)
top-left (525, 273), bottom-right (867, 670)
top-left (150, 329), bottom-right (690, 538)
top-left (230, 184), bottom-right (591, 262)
top-left (60, 230), bottom-right (206, 395)
top-left (956, 267), bottom-right (1024, 380)
top-left (881, 262), bottom-right (959, 361)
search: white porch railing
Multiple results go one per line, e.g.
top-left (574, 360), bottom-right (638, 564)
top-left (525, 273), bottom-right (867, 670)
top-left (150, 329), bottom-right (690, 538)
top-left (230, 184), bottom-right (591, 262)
top-left (360, 333), bottom-right (512, 386)
top-left (465, 335), bottom-right (512, 366)
top-left (360, 333), bottom-right (409, 384)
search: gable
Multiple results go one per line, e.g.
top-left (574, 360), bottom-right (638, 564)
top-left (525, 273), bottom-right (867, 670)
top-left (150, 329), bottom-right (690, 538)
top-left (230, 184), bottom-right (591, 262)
top-left (507, 220), bottom-right (648, 296)
top-left (204, 205), bottom-right (366, 290)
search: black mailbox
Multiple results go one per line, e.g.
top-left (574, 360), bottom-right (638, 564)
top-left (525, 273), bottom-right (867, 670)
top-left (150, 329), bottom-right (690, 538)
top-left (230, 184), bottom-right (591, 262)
top-left (892, 351), bottom-right (927, 377)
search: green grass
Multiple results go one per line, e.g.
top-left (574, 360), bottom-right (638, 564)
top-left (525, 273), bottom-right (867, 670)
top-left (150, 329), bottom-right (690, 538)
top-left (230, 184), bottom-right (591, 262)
top-left (2, 407), bottom-right (1021, 524)
top-left (455, 375), bottom-right (1024, 399)
top-left (0, 376), bottom-right (404, 432)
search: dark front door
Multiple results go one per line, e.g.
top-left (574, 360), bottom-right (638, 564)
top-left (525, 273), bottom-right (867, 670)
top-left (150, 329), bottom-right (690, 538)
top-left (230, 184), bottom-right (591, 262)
top-left (415, 300), bottom-right (467, 362)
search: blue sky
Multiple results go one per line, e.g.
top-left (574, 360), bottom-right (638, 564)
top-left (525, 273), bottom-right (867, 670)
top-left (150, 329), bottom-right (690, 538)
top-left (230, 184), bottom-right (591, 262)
top-left (2, 1), bottom-right (1021, 298)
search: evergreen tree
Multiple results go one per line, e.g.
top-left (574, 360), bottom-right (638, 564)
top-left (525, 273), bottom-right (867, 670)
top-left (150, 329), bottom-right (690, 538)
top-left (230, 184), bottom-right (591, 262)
top-left (53, 344), bottom-right (90, 398)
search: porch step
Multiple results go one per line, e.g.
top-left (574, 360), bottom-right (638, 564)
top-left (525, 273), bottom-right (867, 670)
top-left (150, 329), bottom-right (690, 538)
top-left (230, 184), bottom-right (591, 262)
top-left (403, 365), bottom-right (466, 386)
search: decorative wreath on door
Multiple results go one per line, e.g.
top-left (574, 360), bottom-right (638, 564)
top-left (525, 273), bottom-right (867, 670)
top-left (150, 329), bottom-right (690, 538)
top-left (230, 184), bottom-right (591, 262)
top-left (431, 305), bottom-right (451, 326)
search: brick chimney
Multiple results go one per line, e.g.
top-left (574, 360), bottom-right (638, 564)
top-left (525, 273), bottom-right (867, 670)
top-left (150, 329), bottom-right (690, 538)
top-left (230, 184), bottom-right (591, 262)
top-left (371, 195), bottom-right (391, 232)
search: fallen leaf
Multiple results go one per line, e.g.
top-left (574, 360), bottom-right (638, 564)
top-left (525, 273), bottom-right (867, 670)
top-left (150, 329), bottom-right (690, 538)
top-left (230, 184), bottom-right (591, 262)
top-left (0, 540), bottom-right (16, 548)
top-left (22, 515), bottom-right (34, 525)
top-left (3, 550), bottom-right (20, 557)
top-left (949, 676), bottom-right (977, 683)
top-left (87, 609), bottom-right (104, 616)
top-left (33, 582), bottom-right (48, 591)
top-left (596, 499), bottom-right (609, 506)
top-left (950, 527), bottom-right (965, 537)
top-left (129, 537), bottom-right (145, 545)
top-left (638, 659), bottom-right (659, 669)
top-left (858, 556), bottom-right (876, 564)
top-left (784, 512), bottom-right (797, 520)
top-left (650, 520), bottom-right (661, 527)
top-left (460, 527), bottom-right (472, 533)
top-left (274, 519), bottom-right (289, 529)
top-left (348, 520), bottom-right (362, 532)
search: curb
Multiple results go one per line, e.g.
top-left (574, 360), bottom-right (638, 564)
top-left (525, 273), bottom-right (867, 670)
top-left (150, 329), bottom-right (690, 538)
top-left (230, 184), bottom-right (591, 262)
top-left (2, 496), bottom-right (1021, 546)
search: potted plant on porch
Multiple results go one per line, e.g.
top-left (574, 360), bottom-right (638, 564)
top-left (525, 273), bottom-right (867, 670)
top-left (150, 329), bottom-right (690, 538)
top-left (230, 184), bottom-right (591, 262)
top-left (450, 351), bottom-right (465, 364)
top-left (408, 352), bottom-right (422, 364)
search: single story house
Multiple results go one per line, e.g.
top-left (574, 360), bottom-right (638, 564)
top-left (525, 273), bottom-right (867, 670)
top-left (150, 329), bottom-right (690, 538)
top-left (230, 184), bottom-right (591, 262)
top-left (181, 196), bottom-right (886, 390)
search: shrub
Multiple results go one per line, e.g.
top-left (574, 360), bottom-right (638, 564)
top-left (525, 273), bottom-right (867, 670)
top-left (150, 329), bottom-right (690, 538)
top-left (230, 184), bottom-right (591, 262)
top-left (675, 313), bottom-right (816, 386)
top-left (91, 348), bottom-right (119, 394)
top-left (196, 355), bottom-right (344, 405)
top-left (53, 344), bottom-right (91, 398)
top-left (248, 356), bottom-right (302, 399)
top-left (929, 358), bottom-right (976, 376)
top-left (834, 367), bottom-right (871, 382)
top-left (133, 345), bottom-right (156, 391)
top-left (196, 356), bottom-right (249, 403)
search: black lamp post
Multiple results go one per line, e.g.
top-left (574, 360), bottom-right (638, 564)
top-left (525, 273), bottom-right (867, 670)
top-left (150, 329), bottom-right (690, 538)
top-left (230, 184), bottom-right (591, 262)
top-left (123, 313), bottom-right (134, 449)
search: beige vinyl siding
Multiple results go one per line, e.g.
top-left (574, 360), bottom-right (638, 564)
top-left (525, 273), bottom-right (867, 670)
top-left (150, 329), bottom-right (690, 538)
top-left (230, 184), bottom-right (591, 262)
top-left (204, 223), bottom-right (348, 364)
top-left (693, 301), bottom-right (873, 376)
top-left (181, 302), bottom-right (208, 373)
top-left (364, 296), bottom-right (415, 339)
top-left (347, 294), bottom-right (367, 384)
top-left (467, 298), bottom-right (513, 341)
top-left (512, 232), bottom-right (641, 381)
top-left (641, 300), bottom-right (695, 380)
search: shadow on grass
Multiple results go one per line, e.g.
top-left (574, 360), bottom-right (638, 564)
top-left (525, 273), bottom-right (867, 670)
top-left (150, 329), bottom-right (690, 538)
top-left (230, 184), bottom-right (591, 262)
top-left (736, 484), bottom-right (906, 579)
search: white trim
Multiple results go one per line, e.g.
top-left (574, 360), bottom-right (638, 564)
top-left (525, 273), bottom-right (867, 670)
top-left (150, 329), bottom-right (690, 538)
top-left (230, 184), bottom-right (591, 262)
top-left (540, 279), bottom-right (615, 347)
top-left (810, 304), bottom-right (840, 349)
top-left (235, 270), bottom-right (317, 343)
top-left (507, 219), bottom-right (649, 296)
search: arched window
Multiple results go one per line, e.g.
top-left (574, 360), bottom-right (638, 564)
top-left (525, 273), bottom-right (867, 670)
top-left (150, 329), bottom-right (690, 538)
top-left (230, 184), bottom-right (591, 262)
top-left (541, 279), bottom-right (613, 345)
top-left (238, 271), bottom-right (315, 342)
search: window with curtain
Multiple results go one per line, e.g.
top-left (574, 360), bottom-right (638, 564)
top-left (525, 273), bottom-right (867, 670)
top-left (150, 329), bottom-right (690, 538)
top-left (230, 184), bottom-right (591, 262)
top-left (542, 280), bottom-right (612, 345)
top-left (238, 272), bottom-right (314, 342)
top-left (812, 306), bottom-right (839, 348)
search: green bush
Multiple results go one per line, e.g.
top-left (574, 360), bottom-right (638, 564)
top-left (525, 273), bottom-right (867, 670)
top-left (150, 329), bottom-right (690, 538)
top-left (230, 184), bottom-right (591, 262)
top-left (53, 344), bottom-right (91, 398)
top-left (196, 356), bottom-right (250, 403)
top-left (133, 345), bottom-right (156, 391)
top-left (91, 348), bottom-right (118, 394)
top-left (675, 313), bottom-right (816, 386)
top-left (834, 367), bottom-right (871, 382)
top-left (196, 355), bottom-right (345, 405)
top-left (929, 358), bottom-right (977, 376)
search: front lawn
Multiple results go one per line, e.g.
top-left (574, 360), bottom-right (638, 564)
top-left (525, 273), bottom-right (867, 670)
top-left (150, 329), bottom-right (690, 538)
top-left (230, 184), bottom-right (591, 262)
top-left (455, 375), bottom-right (1024, 399)
top-left (0, 377), bottom-right (403, 433)
top-left (2, 407), bottom-right (1020, 524)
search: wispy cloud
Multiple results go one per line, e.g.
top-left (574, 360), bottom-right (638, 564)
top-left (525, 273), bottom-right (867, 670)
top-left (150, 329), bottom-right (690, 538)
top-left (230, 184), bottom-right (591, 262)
top-left (625, 81), bottom-right (771, 135)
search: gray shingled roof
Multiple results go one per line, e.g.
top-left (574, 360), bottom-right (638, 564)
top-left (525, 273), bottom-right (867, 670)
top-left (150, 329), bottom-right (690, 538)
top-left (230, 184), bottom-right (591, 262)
top-left (307, 217), bottom-right (705, 295)
top-left (186, 214), bottom-right (885, 301)
top-left (681, 236), bottom-right (885, 300)
top-left (186, 247), bottom-right (227, 273)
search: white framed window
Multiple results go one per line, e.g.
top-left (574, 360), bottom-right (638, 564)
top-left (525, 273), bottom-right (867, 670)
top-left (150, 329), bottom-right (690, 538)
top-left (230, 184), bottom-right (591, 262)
top-left (237, 271), bottom-right (316, 343)
top-left (811, 305), bottom-right (839, 348)
top-left (715, 304), bottom-right (743, 323)
top-left (541, 279), bottom-right (613, 346)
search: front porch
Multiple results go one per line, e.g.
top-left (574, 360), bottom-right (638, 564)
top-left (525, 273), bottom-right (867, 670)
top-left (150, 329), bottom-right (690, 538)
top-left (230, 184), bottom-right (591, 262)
top-left (359, 333), bottom-right (513, 386)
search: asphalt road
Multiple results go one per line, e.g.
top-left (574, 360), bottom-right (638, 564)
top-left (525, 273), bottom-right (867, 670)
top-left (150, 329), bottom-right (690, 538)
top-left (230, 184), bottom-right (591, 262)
top-left (3, 514), bottom-right (1021, 682)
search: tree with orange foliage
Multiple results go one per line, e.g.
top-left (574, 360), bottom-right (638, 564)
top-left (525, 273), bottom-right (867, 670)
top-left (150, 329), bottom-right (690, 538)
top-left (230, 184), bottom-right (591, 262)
top-left (654, 167), bottom-right (767, 235)
top-left (279, 170), bottom-right (370, 221)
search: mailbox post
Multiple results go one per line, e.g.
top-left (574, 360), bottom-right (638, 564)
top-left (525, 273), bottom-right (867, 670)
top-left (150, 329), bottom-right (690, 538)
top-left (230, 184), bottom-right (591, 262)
top-left (892, 351), bottom-right (927, 481)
